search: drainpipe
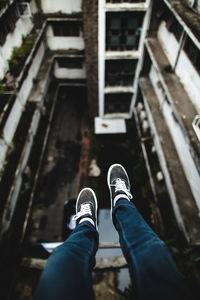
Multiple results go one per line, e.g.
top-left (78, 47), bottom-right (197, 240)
top-left (172, 30), bottom-right (186, 72)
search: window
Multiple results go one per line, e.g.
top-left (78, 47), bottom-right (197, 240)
top-left (105, 59), bottom-right (137, 86)
top-left (184, 36), bottom-right (200, 74)
top-left (106, 12), bottom-right (144, 51)
top-left (51, 21), bottom-right (80, 37)
top-left (105, 93), bottom-right (132, 113)
top-left (57, 57), bottom-right (83, 69)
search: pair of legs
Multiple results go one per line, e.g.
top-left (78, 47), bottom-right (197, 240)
top-left (35, 164), bottom-right (187, 300)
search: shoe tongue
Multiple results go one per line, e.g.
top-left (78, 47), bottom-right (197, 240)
top-left (114, 178), bottom-right (126, 185)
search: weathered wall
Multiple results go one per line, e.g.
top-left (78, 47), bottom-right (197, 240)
top-left (149, 64), bottom-right (200, 211)
top-left (0, 18), bottom-right (33, 79)
top-left (197, 0), bottom-right (200, 12)
top-left (40, 0), bottom-right (81, 14)
top-left (54, 61), bottom-right (86, 79)
top-left (46, 25), bottom-right (84, 51)
top-left (158, 21), bottom-right (200, 113)
top-left (0, 0), bottom-right (38, 79)
top-left (185, 0), bottom-right (200, 12)
top-left (82, 0), bottom-right (98, 117)
top-left (0, 41), bottom-right (45, 171)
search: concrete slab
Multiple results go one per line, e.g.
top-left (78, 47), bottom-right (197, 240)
top-left (95, 117), bottom-right (126, 134)
top-left (98, 209), bottom-right (119, 244)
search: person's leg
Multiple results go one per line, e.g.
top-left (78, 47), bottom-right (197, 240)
top-left (35, 188), bottom-right (98, 300)
top-left (108, 164), bottom-right (187, 300)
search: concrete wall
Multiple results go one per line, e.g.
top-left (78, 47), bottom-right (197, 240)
top-left (54, 60), bottom-right (86, 79)
top-left (196, 0), bottom-right (200, 12)
top-left (82, 0), bottom-right (99, 117)
top-left (149, 64), bottom-right (200, 211)
top-left (158, 21), bottom-right (200, 113)
top-left (1, 58), bottom-right (53, 234)
top-left (0, 41), bottom-right (46, 171)
top-left (46, 25), bottom-right (84, 51)
top-left (186, 0), bottom-right (200, 12)
top-left (40, 0), bottom-right (82, 14)
top-left (0, 0), bottom-right (38, 79)
top-left (142, 88), bottom-right (186, 235)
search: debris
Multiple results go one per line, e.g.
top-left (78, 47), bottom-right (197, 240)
top-left (88, 159), bottom-right (101, 177)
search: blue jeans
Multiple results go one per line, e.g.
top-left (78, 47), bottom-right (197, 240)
top-left (35, 199), bottom-right (187, 300)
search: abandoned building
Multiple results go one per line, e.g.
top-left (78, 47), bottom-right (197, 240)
top-left (0, 0), bottom-right (200, 298)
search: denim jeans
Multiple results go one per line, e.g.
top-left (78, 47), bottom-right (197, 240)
top-left (35, 198), bottom-right (186, 300)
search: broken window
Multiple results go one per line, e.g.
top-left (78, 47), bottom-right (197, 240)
top-left (105, 59), bottom-right (137, 86)
top-left (184, 36), bottom-right (200, 74)
top-left (57, 57), bottom-right (83, 69)
top-left (106, 12), bottom-right (144, 51)
top-left (105, 93), bottom-right (132, 113)
top-left (0, 2), bottom-right (19, 45)
top-left (51, 21), bottom-right (81, 37)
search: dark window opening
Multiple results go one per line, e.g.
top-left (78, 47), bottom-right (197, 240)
top-left (105, 93), bottom-right (132, 113)
top-left (0, 2), bottom-right (19, 46)
top-left (57, 57), bottom-right (83, 69)
top-left (106, 12), bottom-right (144, 51)
top-left (184, 36), bottom-right (200, 74)
top-left (105, 59), bottom-right (137, 86)
top-left (51, 21), bottom-right (81, 37)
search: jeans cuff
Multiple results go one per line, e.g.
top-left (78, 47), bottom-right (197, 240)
top-left (112, 198), bottom-right (134, 227)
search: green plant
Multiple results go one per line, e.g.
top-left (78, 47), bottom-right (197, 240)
top-left (7, 39), bottom-right (33, 76)
top-left (0, 80), bottom-right (4, 94)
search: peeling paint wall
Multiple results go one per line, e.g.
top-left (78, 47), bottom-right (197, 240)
top-left (149, 64), bottom-right (200, 211)
top-left (54, 60), bottom-right (86, 79)
top-left (196, 0), bottom-right (200, 12)
top-left (40, 0), bottom-right (82, 14)
top-left (46, 25), bottom-right (84, 51)
top-left (0, 17), bottom-right (33, 79)
top-left (186, 0), bottom-right (200, 13)
top-left (0, 0), bottom-right (38, 79)
top-left (158, 21), bottom-right (200, 113)
top-left (0, 41), bottom-right (46, 172)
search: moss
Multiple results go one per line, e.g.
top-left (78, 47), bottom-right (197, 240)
top-left (7, 36), bottom-right (33, 77)
top-left (0, 80), bottom-right (4, 94)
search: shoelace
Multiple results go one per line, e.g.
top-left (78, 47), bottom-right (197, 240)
top-left (73, 203), bottom-right (92, 221)
top-left (111, 178), bottom-right (133, 199)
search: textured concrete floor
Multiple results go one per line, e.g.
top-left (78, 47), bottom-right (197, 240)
top-left (29, 85), bottom-right (88, 243)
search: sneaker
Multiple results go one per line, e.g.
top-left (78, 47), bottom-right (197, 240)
top-left (107, 164), bottom-right (133, 211)
top-left (73, 188), bottom-right (98, 228)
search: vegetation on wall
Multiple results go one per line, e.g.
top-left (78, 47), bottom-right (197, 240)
top-left (0, 80), bottom-right (4, 94)
top-left (7, 35), bottom-right (33, 77)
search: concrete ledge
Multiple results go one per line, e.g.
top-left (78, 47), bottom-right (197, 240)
top-left (21, 256), bottom-right (127, 270)
top-left (105, 3), bottom-right (148, 12)
top-left (145, 37), bottom-right (200, 168)
top-left (139, 77), bottom-right (200, 245)
top-left (95, 117), bottom-right (126, 134)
